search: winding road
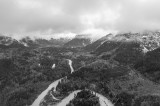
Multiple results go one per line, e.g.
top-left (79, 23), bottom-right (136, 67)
top-left (67, 59), bottom-right (74, 73)
top-left (31, 59), bottom-right (74, 106)
top-left (31, 59), bottom-right (114, 106)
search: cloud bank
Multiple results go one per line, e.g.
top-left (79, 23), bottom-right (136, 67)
top-left (0, 0), bottom-right (160, 38)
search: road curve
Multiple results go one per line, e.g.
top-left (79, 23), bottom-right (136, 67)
top-left (52, 90), bottom-right (113, 106)
top-left (31, 78), bottom-right (62, 106)
top-left (54, 90), bottom-right (81, 106)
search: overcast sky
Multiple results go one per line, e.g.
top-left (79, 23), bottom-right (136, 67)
top-left (0, 0), bottom-right (160, 39)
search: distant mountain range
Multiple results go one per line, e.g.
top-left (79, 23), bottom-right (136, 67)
top-left (84, 31), bottom-right (160, 53)
top-left (0, 35), bottom-right (70, 49)
top-left (0, 31), bottom-right (160, 51)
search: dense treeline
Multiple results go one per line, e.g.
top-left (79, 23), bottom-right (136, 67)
top-left (66, 90), bottom-right (100, 106)
top-left (0, 47), bottom-right (74, 106)
top-left (135, 47), bottom-right (160, 83)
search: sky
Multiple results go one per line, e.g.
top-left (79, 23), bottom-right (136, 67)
top-left (0, 0), bottom-right (160, 39)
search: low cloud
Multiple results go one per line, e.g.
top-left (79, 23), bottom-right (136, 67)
top-left (0, 0), bottom-right (160, 39)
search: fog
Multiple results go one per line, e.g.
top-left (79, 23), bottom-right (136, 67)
top-left (0, 0), bottom-right (160, 39)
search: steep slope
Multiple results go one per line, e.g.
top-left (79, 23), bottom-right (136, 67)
top-left (84, 33), bottom-right (113, 52)
top-left (112, 41), bottom-right (143, 65)
top-left (87, 32), bottom-right (160, 65)
top-left (95, 41), bottom-right (144, 65)
top-left (94, 40), bottom-right (121, 54)
top-left (86, 31), bottom-right (160, 54)
top-left (135, 47), bottom-right (160, 83)
top-left (64, 35), bottom-right (91, 48)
